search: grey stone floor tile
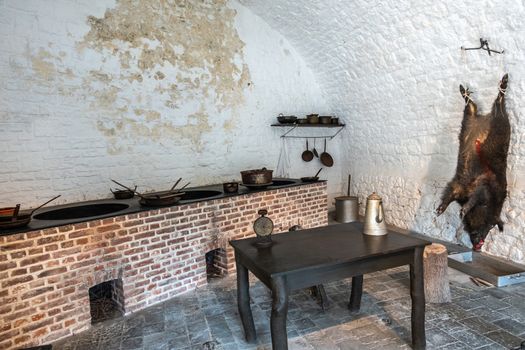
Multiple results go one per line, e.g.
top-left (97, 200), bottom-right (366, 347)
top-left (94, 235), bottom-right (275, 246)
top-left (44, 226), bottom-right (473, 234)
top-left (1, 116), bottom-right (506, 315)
top-left (76, 342), bottom-right (100, 350)
top-left (494, 317), bottom-right (525, 336)
top-left (448, 329), bottom-right (494, 348)
top-left (122, 323), bottom-right (144, 339)
top-left (143, 332), bottom-right (170, 350)
top-left (484, 329), bottom-right (524, 349)
top-left (459, 316), bottom-right (501, 335)
top-left (143, 321), bottom-right (165, 335)
top-left (165, 324), bottom-right (188, 338)
top-left (188, 328), bottom-right (212, 345)
top-left (468, 306), bottom-right (509, 323)
top-left (430, 319), bottom-right (467, 334)
top-left (426, 328), bottom-right (459, 348)
top-left (436, 341), bottom-right (468, 350)
top-left (481, 287), bottom-right (511, 299)
top-left (51, 269), bottom-right (525, 350)
top-left (120, 336), bottom-right (143, 350)
top-left (168, 335), bottom-right (191, 350)
top-left (477, 342), bottom-right (508, 350)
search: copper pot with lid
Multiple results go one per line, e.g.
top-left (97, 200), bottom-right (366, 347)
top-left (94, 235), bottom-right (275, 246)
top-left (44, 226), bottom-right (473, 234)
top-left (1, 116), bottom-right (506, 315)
top-left (240, 168), bottom-right (273, 185)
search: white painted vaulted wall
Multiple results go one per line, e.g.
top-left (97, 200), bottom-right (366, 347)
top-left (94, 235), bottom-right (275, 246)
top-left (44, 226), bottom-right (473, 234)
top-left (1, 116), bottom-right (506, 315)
top-left (2, 0), bottom-right (525, 263)
top-left (243, 0), bottom-right (525, 263)
top-left (0, 0), bottom-right (341, 209)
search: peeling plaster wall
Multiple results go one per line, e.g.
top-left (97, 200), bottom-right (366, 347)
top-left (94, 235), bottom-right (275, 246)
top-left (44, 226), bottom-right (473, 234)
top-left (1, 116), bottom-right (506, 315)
top-left (242, 0), bottom-right (525, 263)
top-left (0, 1), bottom-right (333, 208)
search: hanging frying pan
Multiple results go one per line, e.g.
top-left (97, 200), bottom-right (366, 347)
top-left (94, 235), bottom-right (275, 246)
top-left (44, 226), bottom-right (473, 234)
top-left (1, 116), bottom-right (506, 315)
top-left (302, 139), bottom-right (314, 162)
top-left (320, 139), bottom-right (334, 167)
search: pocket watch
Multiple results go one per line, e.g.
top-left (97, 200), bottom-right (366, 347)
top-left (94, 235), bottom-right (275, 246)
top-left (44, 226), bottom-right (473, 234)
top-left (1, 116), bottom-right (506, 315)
top-left (253, 209), bottom-right (274, 248)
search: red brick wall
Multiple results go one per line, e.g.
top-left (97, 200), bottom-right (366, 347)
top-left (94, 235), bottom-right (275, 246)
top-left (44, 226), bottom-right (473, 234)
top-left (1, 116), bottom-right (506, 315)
top-left (0, 182), bottom-right (327, 349)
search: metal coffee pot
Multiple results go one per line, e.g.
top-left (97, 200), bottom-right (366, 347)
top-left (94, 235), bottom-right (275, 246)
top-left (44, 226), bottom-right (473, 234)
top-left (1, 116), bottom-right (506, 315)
top-left (363, 192), bottom-right (387, 236)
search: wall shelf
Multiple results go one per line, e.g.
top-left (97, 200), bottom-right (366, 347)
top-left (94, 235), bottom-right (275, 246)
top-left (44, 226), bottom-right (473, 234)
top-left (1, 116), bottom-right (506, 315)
top-left (271, 123), bottom-right (345, 139)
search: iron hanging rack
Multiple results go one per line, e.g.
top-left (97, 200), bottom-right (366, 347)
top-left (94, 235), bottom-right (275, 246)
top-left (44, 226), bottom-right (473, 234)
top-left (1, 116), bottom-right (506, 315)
top-left (461, 38), bottom-right (504, 56)
top-left (272, 124), bottom-right (345, 140)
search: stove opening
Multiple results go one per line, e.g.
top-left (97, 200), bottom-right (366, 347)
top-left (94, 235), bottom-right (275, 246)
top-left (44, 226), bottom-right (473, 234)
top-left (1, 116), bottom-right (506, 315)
top-left (88, 279), bottom-right (124, 324)
top-left (205, 248), bottom-right (227, 281)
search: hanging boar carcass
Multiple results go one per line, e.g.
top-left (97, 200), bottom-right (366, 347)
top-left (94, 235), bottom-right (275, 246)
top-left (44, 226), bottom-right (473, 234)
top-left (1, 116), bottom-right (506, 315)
top-left (437, 74), bottom-right (510, 251)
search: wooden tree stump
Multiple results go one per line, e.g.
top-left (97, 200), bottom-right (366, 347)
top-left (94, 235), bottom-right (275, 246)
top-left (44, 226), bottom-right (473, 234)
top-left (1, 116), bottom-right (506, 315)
top-left (423, 243), bottom-right (451, 303)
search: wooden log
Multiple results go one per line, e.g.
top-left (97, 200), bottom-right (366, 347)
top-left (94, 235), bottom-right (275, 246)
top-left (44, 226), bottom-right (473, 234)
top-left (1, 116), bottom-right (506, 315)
top-left (423, 243), bottom-right (451, 303)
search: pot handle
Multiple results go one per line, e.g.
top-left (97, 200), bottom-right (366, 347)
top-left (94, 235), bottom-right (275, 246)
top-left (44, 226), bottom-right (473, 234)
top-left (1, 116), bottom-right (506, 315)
top-left (376, 201), bottom-right (384, 223)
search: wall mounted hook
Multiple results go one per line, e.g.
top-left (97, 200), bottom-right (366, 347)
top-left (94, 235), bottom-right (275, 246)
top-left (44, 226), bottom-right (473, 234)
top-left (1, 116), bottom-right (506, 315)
top-left (461, 38), bottom-right (504, 56)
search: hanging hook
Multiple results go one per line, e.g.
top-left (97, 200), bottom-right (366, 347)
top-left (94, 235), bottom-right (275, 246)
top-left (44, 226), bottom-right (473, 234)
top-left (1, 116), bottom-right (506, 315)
top-left (461, 38), bottom-right (504, 56)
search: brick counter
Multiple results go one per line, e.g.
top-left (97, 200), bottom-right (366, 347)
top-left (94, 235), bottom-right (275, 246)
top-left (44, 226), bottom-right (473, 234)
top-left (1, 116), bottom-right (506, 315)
top-left (0, 181), bottom-right (327, 349)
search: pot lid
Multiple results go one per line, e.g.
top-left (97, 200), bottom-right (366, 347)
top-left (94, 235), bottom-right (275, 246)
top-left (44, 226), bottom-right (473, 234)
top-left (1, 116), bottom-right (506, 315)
top-left (367, 192), bottom-right (382, 200)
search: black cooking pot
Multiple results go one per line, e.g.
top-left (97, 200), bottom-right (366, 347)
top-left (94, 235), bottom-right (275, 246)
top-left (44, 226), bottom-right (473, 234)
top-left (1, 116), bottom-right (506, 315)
top-left (301, 177), bottom-right (319, 182)
top-left (111, 188), bottom-right (135, 200)
top-left (223, 182), bottom-right (239, 193)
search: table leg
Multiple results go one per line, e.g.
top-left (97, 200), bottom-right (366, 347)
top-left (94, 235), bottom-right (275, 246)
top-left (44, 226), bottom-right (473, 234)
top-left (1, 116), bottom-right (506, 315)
top-left (308, 285), bottom-right (330, 310)
top-left (271, 276), bottom-right (289, 350)
top-left (316, 284), bottom-right (330, 310)
top-left (410, 247), bottom-right (426, 350)
top-left (348, 275), bottom-right (363, 311)
top-left (236, 258), bottom-right (256, 343)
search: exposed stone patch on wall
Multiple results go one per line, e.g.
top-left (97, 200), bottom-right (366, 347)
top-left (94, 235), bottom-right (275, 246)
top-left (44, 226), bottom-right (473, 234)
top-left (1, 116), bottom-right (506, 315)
top-left (0, 0), bottom-right (331, 207)
top-left (78, 0), bottom-right (251, 152)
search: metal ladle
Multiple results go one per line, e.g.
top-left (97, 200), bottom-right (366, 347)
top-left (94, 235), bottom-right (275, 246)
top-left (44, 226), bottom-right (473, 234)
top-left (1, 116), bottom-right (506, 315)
top-left (312, 139), bottom-right (319, 158)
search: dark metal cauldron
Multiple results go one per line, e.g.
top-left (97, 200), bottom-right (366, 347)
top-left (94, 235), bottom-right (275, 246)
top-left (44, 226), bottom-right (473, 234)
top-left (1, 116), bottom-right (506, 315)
top-left (223, 182), bottom-right (239, 193)
top-left (240, 168), bottom-right (273, 185)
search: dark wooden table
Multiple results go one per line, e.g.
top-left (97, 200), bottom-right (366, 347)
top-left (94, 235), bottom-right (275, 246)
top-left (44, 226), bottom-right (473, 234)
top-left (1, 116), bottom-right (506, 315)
top-left (229, 222), bottom-right (431, 350)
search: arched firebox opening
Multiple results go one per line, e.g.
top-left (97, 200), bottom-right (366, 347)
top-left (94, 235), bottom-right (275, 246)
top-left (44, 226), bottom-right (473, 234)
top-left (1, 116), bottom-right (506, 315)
top-left (88, 279), bottom-right (125, 324)
top-left (205, 248), bottom-right (228, 281)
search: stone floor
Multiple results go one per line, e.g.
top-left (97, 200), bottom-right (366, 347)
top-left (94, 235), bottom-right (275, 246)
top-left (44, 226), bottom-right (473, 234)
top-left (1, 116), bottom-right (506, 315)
top-left (52, 267), bottom-right (525, 350)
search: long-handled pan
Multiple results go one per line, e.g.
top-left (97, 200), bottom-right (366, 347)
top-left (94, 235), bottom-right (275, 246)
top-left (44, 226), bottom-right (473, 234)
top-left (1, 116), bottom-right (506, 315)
top-left (301, 168), bottom-right (323, 182)
top-left (0, 195), bottom-right (61, 229)
top-left (111, 179), bottom-right (187, 207)
top-left (302, 139), bottom-right (314, 162)
top-left (320, 139), bottom-right (334, 167)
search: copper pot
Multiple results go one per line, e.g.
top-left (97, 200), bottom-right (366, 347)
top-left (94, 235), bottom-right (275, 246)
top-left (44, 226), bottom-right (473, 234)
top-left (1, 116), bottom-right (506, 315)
top-left (241, 168), bottom-right (273, 184)
top-left (319, 116), bottom-right (332, 124)
top-left (307, 114), bottom-right (319, 124)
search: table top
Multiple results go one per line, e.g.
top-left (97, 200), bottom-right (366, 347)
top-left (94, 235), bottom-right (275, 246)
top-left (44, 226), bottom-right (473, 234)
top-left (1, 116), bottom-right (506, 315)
top-left (230, 222), bottom-right (430, 277)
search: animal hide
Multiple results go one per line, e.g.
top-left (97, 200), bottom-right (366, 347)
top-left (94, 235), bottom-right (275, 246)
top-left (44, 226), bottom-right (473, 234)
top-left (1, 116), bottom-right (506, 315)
top-left (437, 74), bottom-right (510, 251)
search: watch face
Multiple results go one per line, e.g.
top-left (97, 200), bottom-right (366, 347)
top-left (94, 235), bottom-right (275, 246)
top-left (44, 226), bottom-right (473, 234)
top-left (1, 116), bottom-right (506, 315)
top-left (253, 216), bottom-right (274, 237)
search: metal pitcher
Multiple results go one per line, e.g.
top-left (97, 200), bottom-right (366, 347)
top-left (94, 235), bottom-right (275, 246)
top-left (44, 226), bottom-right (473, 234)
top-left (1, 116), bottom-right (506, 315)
top-left (363, 192), bottom-right (387, 236)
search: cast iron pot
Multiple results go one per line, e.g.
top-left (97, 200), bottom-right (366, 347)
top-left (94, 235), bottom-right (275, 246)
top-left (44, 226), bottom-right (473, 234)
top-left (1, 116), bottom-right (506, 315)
top-left (319, 116), bottom-right (332, 124)
top-left (277, 115), bottom-right (297, 124)
top-left (241, 168), bottom-right (273, 185)
top-left (111, 187), bottom-right (136, 199)
top-left (307, 114), bottom-right (319, 124)
top-left (223, 182), bottom-right (239, 193)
